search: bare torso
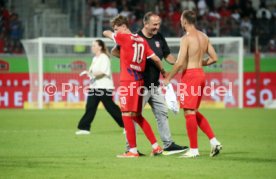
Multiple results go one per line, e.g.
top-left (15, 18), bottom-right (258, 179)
top-left (185, 30), bottom-right (208, 69)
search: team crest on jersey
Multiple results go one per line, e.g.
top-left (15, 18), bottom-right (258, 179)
top-left (155, 41), bottom-right (160, 48)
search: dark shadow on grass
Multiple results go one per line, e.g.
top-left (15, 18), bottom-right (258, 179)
top-left (0, 155), bottom-right (85, 159)
top-left (221, 156), bottom-right (276, 163)
top-left (220, 151), bottom-right (249, 155)
top-left (198, 151), bottom-right (250, 156)
top-left (92, 130), bottom-right (123, 135)
top-left (0, 160), bottom-right (84, 168)
top-left (190, 151), bottom-right (276, 164)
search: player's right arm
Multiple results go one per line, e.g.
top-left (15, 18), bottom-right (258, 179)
top-left (103, 30), bottom-right (113, 40)
top-left (103, 31), bottom-right (124, 48)
top-left (104, 31), bottom-right (124, 59)
top-left (164, 36), bottom-right (188, 85)
top-left (202, 39), bottom-right (218, 66)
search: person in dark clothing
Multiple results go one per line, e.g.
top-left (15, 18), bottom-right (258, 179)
top-left (76, 39), bottom-right (123, 135)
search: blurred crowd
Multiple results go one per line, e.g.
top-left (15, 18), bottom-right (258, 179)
top-left (1, 0), bottom-right (275, 54)
top-left (87, 0), bottom-right (276, 53)
top-left (0, 3), bottom-right (23, 54)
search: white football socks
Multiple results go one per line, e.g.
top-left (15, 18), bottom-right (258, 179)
top-left (190, 148), bottom-right (199, 155)
top-left (210, 137), bottom-right (220, 146)
top-left (129, 147), bottom-right (138, 154)
top-left (152, 143), bottom-right (158, 149)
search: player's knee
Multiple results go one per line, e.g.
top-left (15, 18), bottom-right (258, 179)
top-left (122, 112), bottom-right (139, 116)
top-left (184, 109), bottom-right (196, 115)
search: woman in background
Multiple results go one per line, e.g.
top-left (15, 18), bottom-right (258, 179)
top-left (76, 39), bottom-right (124, 135)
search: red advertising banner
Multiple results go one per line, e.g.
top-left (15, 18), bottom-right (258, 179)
top-left (0, 73), bottom-right (276, 108)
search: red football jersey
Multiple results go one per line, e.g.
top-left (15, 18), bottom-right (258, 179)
top-left (113, 33), bottom-right (155, 81)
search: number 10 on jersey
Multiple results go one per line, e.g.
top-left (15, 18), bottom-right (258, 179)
top-left (132, 43), bottom-right (144, 64)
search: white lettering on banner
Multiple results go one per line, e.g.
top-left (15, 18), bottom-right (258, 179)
top-left (7, 80), bottom-right (11, 86)
top-left (246, 79), bottom-right (256, 85)
top-left (83, 79), bottom-right (90, 86)
top-left (0, 79), bottom-right (29, 87)
top-left (246, 78), bottom-right (271, 86)
top-left (14, 80), bottom-right (18, 86)
top-left (0, 92), bottom-right (8, 106)
top-left (14, 91), bottom-right (23, 106)
top-left (260, 89), bottom-right (273, 105)
top-left (216, 86), bottom-right (228, 96)
top-left (208, 83), bottom-right (235, 105)
top-left (67, 92), bottom-right (79, 102)
top-left (176, 83), bottom-right (188, 96)
top-left (203, 84), bottom-right (214, 97)
top-left (1, 72), bottom-right (276, 108)
top-left (224, 90), bottom-right (235, 105)
top-left (208, 79), bottom-right (219, 86)
top-left (22, 80), bottom-right (29, 86)
top-left (210, 91), bottom-right (220, 102)
top-left (222, 79), bottom-right (231, 85)
top-left (54, 92), bottom-right (62, 102)
top-left (44, 80), bottom-right (56, 85)
top-left (28, 91), bottom-right (32, 103)
top-left (43, 93), bottom-right (50, 103)
top-left (0, 79), bottom-right (91, 88)
top-left (246, 89), bottom-right (274, 105)
top-left (246, 89), bottom-right (255, 105)
top-left (263, 79), bottom-right (271, 86)
top-left (68, 80), bottom-right (79, 86)
top-left (61, 83), bottom-right (73, 96)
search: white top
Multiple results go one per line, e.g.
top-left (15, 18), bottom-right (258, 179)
top-left (89, 53), bottom-right (114, 89)
top-left (165, 83), bottom-right (179, 114)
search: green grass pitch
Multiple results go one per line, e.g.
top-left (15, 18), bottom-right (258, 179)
top-left (0, 109), bottom-right (276, 178)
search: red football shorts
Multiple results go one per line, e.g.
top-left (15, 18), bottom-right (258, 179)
top-left (118, 80), bottom-right (144, 113)
top-left (179, 68), bottom-right (205, 109)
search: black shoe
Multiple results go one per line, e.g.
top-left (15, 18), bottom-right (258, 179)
top-left (163, 142), bottom-right (189, 156)
top-left (138, 150), bottom-right (146, 156)
top-left (125, 150), bottom-right (146, 156)
top-left (210, 144), bottom-right (222, 157)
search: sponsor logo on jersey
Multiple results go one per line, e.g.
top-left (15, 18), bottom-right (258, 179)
top-left (130, 64), bottom-right (142, 71)
top-left (155, 41), bottom-right (160, 48)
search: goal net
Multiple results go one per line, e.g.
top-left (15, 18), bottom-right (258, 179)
top-left (21, 37), bottom-right (243, 109)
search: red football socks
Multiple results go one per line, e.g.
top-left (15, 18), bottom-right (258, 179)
top-left (134, 115), bottom-right (157, 145)
top-left (122, 116), bottom-right (136, 148)
top-left (185, 114), bottom-right (198, 148)
top-left (196, 112), bottom-right (215, 139)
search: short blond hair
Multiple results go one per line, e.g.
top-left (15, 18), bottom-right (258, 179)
top-left (182, 10), bottom-right (197, 25)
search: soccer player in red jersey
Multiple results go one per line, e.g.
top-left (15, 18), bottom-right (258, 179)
top-left (103, 15), bottom-right (165, 158)
top-left (164, 10), bottom-right (222, 158)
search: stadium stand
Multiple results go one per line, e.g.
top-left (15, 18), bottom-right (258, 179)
top-left (0, 0), bottom-right (275, 53)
